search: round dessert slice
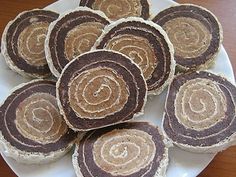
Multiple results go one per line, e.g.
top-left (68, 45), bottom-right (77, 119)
top-left (79, 0), bottom-right (150, 21)
top-left (57, 50), bottom-right (147, 131)
top-left (163, 71), bottom-right (236, 153)
top-left (93, 17), bottom-right (175, 95)
top-left (45, 7), bottom-right (110, 77)
top-left (1, 9), bottom-right (59, 78)
top-left (0, 80), bottom-right (78, 164)
top-left (152, 4), bottom-right (223, 72)
top-left (73, 122), bottom-right (169, 177)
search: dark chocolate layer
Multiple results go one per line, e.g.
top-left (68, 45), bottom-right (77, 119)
top-left (164, 71), bottom-right (236, 147)
top-left (5, 10), bottom-right (58, 76)
top-left (0, 80), bottom-right (77, 153)
top-left (75, 122), bottom-right (165, 177)
top-left (57, 50), bottom-right (147, 131)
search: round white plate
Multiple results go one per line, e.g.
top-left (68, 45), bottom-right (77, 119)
top-left (0, 0), bottom-right (235, 177)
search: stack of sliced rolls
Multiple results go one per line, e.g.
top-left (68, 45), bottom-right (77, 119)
top-left (0, 0), bottom-right (235, 176)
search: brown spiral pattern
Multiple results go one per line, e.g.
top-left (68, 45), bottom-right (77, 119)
top-left (0, 80), bottom-right (77, 153)
top-left (18, 22), bottom-right (49, 67)
top-left (15, 93), bottom-right (68, 144)
top-left (73, 122), bottom-right (167, 177)
top-left (105, 34), bottom-right (157, 80)
top-left (2, 9), bottom-right (59, 78)
top-left (47, 8), bottom-right (110, 77)
top-left (80, 0), bottom-right (150, 21)
top-left (93, 129), bottom-right (155, 176)
top-left (164, 71), bottom-right (236, 150)
top-left (163, 17), bottom-right (211, 59)
top-left (95, 18), bottom-right (174, 94)
top-left (152, 4), bottom-right (222, 71)
top-left (175, 78), bottom-right (226, 130)
top-left (57, 50), bottom-right (147, 131)
top-left (64, 22), bottom-right (105, 61)
top-left (68, 67), bottom-right (129, 119)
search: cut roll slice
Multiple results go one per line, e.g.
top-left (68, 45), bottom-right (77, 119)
top-left (57, 50), bottom-right (147, 131)
top-left (1, 9), bottom-right (59, 78)
top-left (0, 80), bottom-right (78, 164)
top-left (79, 0), bottom-right (150, 21)
top-left (45, 7), bottom-right (110, 77)
top-left (163, 71), bottom-right (236, 153)
top-left (73, 122), bottom-right (169, 177)
top-left (152, 4), bottom-right (223, 72)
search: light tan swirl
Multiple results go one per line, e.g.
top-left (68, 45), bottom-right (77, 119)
top-left (175, 78), bottom-right (227, 130)
top-left (163, 17), bottom-right (211, 58)
top-left (15, 93), bottom-right (68, 144)
top-left (64, 22), bottom-right (105, 61)
top-left (92, 0), bottom-right (142, 20)
top-left (93, 129), bottom-right (156, 176)
top-left (105, 34), bottom-right (157, 80)
top-left (68, 67), bottom-right (129, 119)
top-left (18, 22), bottom-right (49, 66)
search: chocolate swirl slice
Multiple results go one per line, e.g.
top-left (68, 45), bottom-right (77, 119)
top-left (94, 18), bottom-right (175, 95)
top-left (79, 0), bottom-right (150, 21)
top-left (152, 4), bottom-right (223, 71)
top-left (57, 50), bottom-right (147, 131)
top-left (1, 9), bottom-right (59, 78)
top-left (73, 122), bottom-right (169, 177)
top-left (163, 71), bottom-right (236, 153)
top-left (0, 80), bottom-right (77, 164)
top-left (45, 7), bottom-right (110, 77)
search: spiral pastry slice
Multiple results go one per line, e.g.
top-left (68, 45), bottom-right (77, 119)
top-left (79, 0), bottom-right (150, 21)
top-left (0, 80), bottom-right (78, 164)
top-left (152, 4), bottom-right (223, 72)
top-left (45, 7), bottom-right (110, 77)
top-left (94, 17), bottom-right (175, 95)
top-left (1, 9), bottom-right (59, 78)
top-left (57, 50), bottom-right (147, 131)
top-left (73, 122), bottom-right (169, 177)
top-left (163, 71), bottom-right (236, 153)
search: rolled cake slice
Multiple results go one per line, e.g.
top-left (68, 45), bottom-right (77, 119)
top-left (1, 9), bottom-right (59, 78)
top-left (93, 17), bottom-right (175, 95)
top-left (72, 122), bottom-right (169, 177)
top-left (45, 7), bottom-right (110, 77)
top-left (163, 71), bottom-right (236, 153)
top-left (0, 80), bottom-right (78, 164)
top-left (57, 50), bottom-right (147, 131)
top-left (152, 4), bottom-right (223, 71)
top-left (79, 0), bottom-right (150, 21)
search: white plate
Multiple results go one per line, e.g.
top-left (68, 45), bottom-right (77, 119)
top-left (0, 0), bottom-right (235, 177)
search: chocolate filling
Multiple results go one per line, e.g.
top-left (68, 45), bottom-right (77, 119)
top-left (58, 51), bottom-right (146, 130)
top-left (0, 80), bottom-right (77, 153)
top-left (76, 122), bottom-right (165, 177)
top-left (79, 0), bottom-right (149, 20)
top-left (152, 5), bottom-right (221, 69)
top-left (48, 10), bottom-right (109, 74)
top-left (95, 21), bottom-right (172, 92)
top-left (164, 71), bottom-right (236, 146)
top-left (6, 10), bottom-right (59, 75)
